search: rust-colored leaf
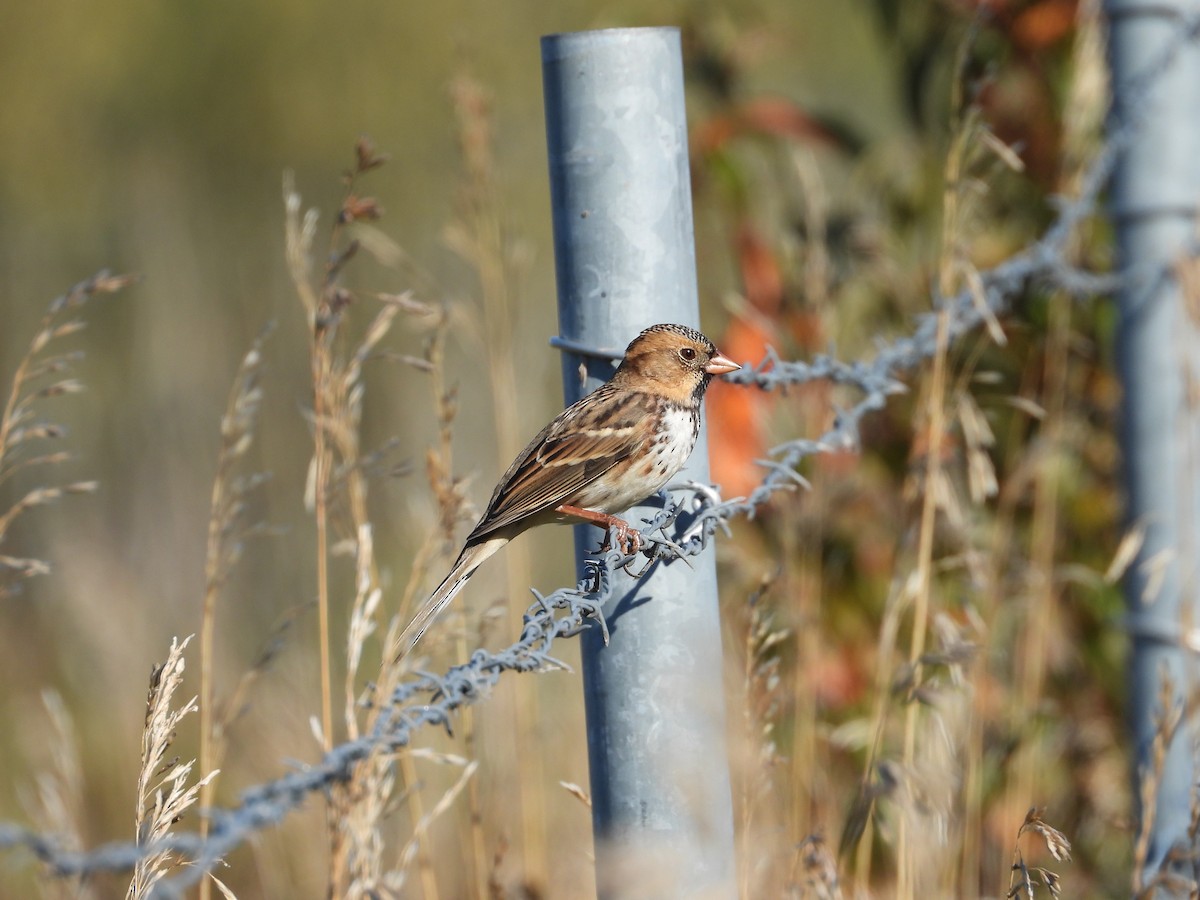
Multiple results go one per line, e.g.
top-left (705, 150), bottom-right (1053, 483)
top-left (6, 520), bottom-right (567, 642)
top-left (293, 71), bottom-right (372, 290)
top-left (736, 220), bottom-right (784, 314)
top-left (1011, 0), bottom-right (1078, 52)
top-left (708, 316), bottom-right (775, 498)
top-left (692, 97), bottom-right (841, 156)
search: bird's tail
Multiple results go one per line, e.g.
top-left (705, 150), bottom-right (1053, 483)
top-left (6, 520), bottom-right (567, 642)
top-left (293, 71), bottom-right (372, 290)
top-left (396, 537), bottom-right (508, 658)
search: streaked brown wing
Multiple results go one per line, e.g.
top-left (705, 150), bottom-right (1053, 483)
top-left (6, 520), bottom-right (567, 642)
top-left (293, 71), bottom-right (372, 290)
top-left (466, 385), bottom-right (651, 541)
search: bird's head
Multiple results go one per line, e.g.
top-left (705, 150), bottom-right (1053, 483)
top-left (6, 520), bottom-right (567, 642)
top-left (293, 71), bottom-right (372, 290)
top-left (614, 323), bottom-right (740, 403)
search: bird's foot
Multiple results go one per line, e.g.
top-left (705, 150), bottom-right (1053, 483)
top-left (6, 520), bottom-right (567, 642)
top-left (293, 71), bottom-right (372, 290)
top-left (557, 504), bottom-right (643, 556)
top-left (602, 521), bottom-right (642, 556)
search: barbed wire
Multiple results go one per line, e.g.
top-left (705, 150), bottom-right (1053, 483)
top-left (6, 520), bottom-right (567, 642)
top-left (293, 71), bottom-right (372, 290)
top-left (3, 12), bottom-right (1199, 898)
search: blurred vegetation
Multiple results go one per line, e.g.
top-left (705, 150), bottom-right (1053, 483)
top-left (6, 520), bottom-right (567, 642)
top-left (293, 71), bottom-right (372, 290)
top-left (0, 0), bottom-right (1139, 897)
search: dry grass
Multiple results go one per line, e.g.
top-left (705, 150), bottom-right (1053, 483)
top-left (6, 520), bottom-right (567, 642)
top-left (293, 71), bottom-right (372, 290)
top-left (0, 272), bottom-right (135, 599)
top-left (735, 573), bottom-right (791, 896)
top-left (1008, 807), bottom-right (1072, 898)
top-left (335, 365), bottom-right (463, 900)
top-left (19, 691), bottom-right (94, 900)
top-left (283, 138), bottom-right (451, 897)
top-left (445, 70), bottom-right (548, 892)
top-left (3, 6), bottom-right (1181, 898)
top-left (128, 635), bottom-right (219, 899)
top-left (11, 144), bottom-right (1111, 900)
top-left (195, 325), bottom-right (273, 889)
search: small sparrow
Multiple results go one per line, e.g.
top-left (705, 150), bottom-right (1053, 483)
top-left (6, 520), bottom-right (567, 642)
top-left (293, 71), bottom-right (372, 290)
top-left (398, 323), bottom-right (740, 656)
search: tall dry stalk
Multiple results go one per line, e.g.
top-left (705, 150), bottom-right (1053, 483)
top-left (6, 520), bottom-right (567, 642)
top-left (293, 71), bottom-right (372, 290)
top-left (328, 293), bottom-right (443, 900)
top-left (1130, 673), bottom-right (1200, 896)
top-left (351, 308), bottom-right (470, 900)
top-left (414, 310), bottom-right (490, 899)
top-left (0, 272), bottom-right (134, 598)
top-left (128, 635), bottom-right (219, 900)
top-left (445, 71), bottom-right (546, 891)
top-left (894, 44), bottom-right (975, 891)
top-left (1, 272), bottom-right (129, 897)
top-left (196, 326), bottom-right (274, 900)
top-left (284, 138), bottom-right (487, 898)
top-left (331, 300), bottom-right (491, 900)
top-left (286, 137), bottom-right (379, 893)
top-left (285, 137), bottom-right (390, 762)
top-left (20, 691), bottom-right (95, 900)
top-left (787, 147), bottom-right (837, 865)
top-left (736, 574), bottom-right (792, 897)
top-left (894, 304), bottom-right (950, 898)
top-left (846, 27), bottom-right (1036, 894)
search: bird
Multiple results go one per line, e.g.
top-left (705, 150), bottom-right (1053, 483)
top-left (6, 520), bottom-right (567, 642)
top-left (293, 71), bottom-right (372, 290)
top-left (396, 322), bottom-right (740, 656)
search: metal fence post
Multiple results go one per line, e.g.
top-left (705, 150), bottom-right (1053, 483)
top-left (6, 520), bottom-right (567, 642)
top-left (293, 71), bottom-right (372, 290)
top-left (1107, 0), bottom-right (1200, 876)
top-left (541, 27), bottom-right (737, 897)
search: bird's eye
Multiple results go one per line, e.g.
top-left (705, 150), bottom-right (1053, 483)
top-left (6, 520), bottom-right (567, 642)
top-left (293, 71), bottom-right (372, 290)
top-left (679, 346), bottom-right (697, 362)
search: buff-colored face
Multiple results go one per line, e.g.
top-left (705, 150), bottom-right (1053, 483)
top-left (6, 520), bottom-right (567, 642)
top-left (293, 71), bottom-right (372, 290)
top-left (613, 324), bottom-right (739, 401)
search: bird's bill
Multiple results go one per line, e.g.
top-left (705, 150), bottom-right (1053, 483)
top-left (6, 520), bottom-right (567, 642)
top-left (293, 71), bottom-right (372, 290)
top-left (705, 352), bottom-right (741, 376)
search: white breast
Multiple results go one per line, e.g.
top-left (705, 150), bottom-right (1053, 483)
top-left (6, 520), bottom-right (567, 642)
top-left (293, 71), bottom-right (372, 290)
top-left (575, 403), bottom-right (698, 514)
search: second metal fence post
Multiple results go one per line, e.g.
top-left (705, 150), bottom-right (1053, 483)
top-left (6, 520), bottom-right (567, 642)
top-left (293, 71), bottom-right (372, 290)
top-left (1107, 0), bottom-right (1200, 877)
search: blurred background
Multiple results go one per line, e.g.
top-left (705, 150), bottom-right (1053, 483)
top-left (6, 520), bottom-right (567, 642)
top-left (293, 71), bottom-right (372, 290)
top-left (0, 0), bottom-right (1130, 897)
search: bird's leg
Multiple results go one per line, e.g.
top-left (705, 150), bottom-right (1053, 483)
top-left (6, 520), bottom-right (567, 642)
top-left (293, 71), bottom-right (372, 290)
top-left (556, 504), bottom-right (642, 555)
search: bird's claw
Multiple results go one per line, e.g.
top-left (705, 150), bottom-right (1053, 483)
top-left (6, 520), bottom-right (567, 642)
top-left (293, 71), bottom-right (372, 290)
top-left (596, 522), bottom-right (643, 556)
